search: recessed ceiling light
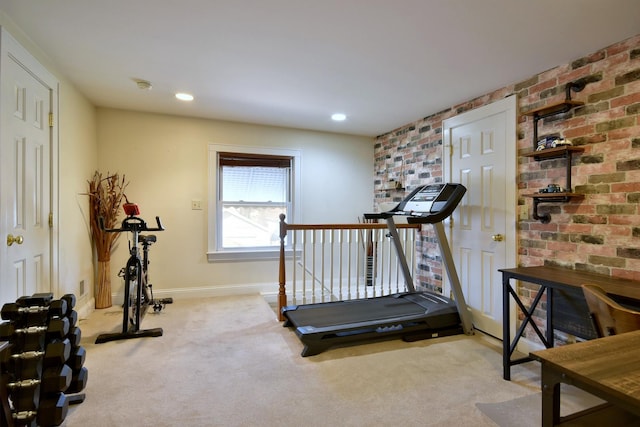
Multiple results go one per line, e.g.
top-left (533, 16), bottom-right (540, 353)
top-left (176, 93), bottom-right (194, 101)
top-left (331, 113), bottom-right (346, 121)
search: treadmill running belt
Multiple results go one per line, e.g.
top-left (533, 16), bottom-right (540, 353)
top-left (284, 295), bottom-right (426, 328)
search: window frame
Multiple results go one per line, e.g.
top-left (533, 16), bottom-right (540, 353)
top-left (207, 144), bottom-right (301, 262)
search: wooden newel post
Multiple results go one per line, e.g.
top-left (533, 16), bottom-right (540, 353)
top-left (278, 213), bottom-right (287, 321)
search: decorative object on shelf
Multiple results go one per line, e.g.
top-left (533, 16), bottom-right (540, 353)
top-left (538, 183), bottom-right (565, 193)
top-left (388, 179), bottom-right (404, 190)
top-left (85, 171), bottom-right (129, 308)
top-left (536, 137), bottom-right (572, 151)
top-left (524, 80), bottom-right (587, 151)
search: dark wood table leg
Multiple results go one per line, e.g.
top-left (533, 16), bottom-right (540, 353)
top-left (503, 274), bottom-right (511, 380)
top-left (540, 362), bottom-right (562, 427)
top-left (547, 288), bottom-right (554, 348)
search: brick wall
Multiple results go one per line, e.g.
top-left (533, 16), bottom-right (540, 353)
top-left (374, 34), bottom-right (640, 296)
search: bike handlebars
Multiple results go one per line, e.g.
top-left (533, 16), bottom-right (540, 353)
top-left (99, 215), bottom-right (165, 233)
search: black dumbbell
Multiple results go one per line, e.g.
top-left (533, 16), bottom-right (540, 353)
top-left (41, 364), bottom-right (72, 394)
top-left (1, 303), bottom-right (48, 327)
top-left (1, 318), bottom-right (70, 341)
top-left (66, 366), bottom-right (88, 394)
top-left (1, 319), bottom-right (71, 355)
top-left (47, 317), bottom-right (71, 341)
top-left (2, 299), bottom-right (67, 326)
top-left (66, 310), bottom-right (78, 329)
top-left (67, 326), bottom-right (82, 348)
top-left (44, 338), bottom-right (71, 368)
top-left (61, 294), bottom-right (76, 313)
top-left (37, 392), bottom-right (69, 427)
top-left (66, 346), bottom-right (86, 371)
top-left (11, 338), bottom-right (71, 370)
top-left (7, 363), bottom-right (71, 398)
top-left (0, 323), bottom-right (45, 353)
top-left (8, 354), bottom-right (43, 381)
top-left (8, 380), bottom-right (40, 413)
top-left (19, 293), bottom-right (53, 306)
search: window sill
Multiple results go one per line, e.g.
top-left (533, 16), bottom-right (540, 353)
top-left (207, 249), bottom-right (295, 263)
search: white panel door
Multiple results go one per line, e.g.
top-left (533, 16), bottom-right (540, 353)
top-left (443, 96), bottom-right (516, 339)
top-left (1, 31), bottom-right (53, 304)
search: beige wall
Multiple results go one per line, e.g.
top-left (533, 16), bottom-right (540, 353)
top-left (58, 85), bottom-right (98, 308)
top-left (97, 109), bottom-right (374, 300)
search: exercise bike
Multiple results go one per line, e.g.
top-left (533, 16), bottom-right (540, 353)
top-left (95, 203), bottom-right (173, 344)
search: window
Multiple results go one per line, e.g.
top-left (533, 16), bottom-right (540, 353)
top-left (208, 144), bottom-right (301, 262)
top-left (219, 152), bottom-right (290, 248)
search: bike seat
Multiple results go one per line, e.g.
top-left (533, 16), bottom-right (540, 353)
top-left (138, 234), bottom-right (157, 244)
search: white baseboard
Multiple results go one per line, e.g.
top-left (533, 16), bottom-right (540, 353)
top-left (111, 283), bottom-right (279, 305)
top-left (75, 284), bottom-right (278, 320)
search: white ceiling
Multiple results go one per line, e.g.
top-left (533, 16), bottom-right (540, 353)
top-left (2, 1), bottom-right (639, 137)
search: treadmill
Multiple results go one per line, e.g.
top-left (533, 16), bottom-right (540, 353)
top-left (282, 183), bottom-right (474, 356)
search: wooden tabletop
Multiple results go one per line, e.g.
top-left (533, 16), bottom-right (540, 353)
top-left (499, 266), bottom-right (640, 301)
top-left (531, 330), bottom-right (640, 409)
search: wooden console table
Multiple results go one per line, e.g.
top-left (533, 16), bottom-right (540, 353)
top-left (499, 266), bottom-right (640, 380)
top-left (531, 330), bottom-right (640, 426)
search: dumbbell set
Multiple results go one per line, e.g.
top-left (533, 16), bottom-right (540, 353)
top-left (1, 293), bottom-right (87, 426)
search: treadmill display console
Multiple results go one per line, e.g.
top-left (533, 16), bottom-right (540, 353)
top-left (400, 184), bottom-right (451, 213)
top-left (392, 183), bottom-right (466, 224)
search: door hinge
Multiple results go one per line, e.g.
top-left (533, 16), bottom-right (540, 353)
top-left (48, 212), bottom-right (53, 228)
top-left (49, 113), bottom-right (54, 127)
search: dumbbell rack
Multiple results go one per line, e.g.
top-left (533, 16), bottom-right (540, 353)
top-left (0, 293), bottom-right (87, 426)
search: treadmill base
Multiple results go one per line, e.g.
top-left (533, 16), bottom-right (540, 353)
top-left (282, 291), bottom-right (464, 357)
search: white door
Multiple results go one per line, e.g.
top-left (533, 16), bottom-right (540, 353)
top-left (0, 29), bottom-right (56, 305)
top-left (443, 96), bottom-right (516, 339)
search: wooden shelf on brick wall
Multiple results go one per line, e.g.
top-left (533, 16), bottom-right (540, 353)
top-left (523, 100), bottom-right (584, 119)
top-left (379, 181), bottom-right (405, 191)
top-left (523, 192), bottom-right (584, 224)
top-left (522, 145), bottom-right (584, 161)
top-left (523, 192), bottom-right (584, 201)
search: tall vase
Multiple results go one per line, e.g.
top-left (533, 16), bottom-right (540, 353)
top-left (96, 259), bottom-right (113, 308)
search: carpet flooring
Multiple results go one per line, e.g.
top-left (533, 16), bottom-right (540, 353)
top-left (61, 294), bottom-right (599, 426)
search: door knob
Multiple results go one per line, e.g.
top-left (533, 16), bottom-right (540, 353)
top-left (491, 234), bottom-right (504, 242)
top-left (7, 234), bottom-right (24, 246)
